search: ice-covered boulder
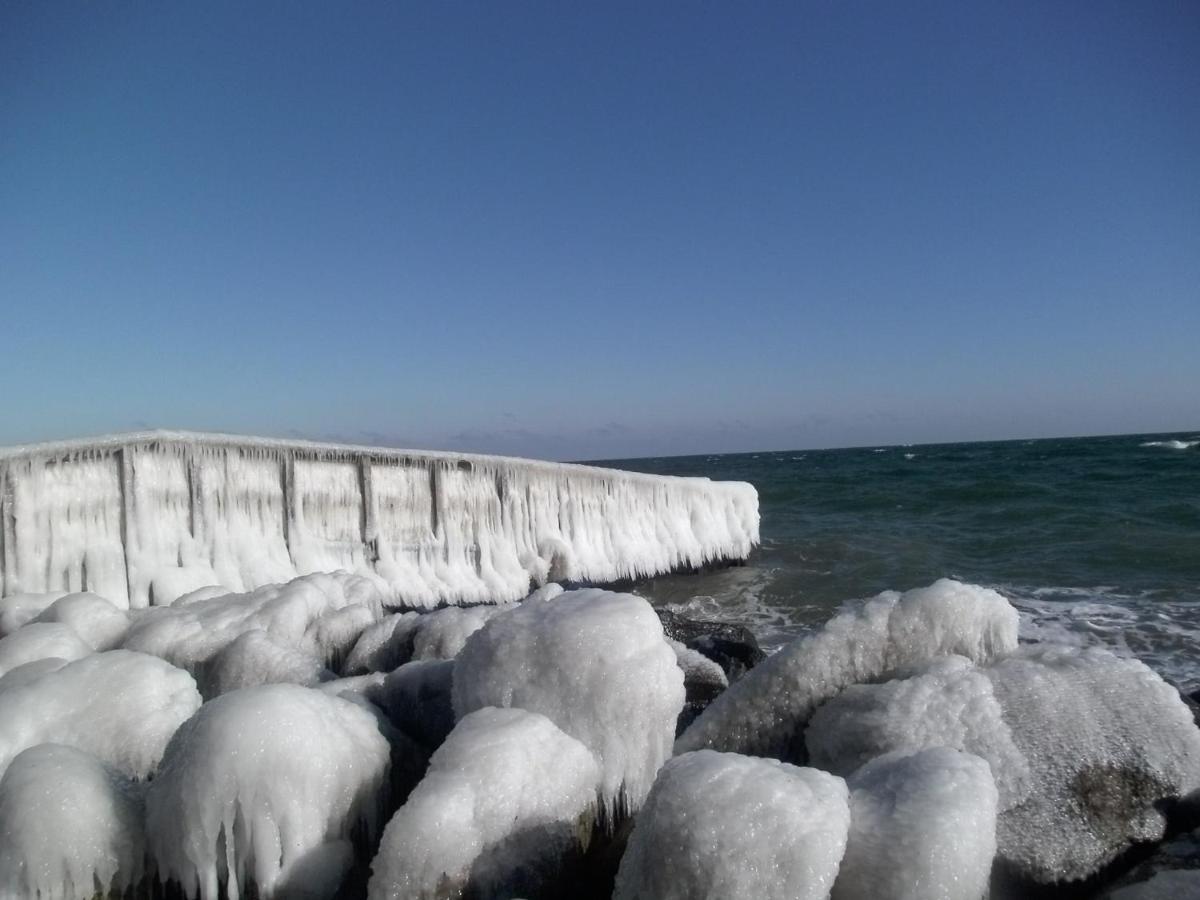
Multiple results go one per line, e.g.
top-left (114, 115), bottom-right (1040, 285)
top-left (342, 612), bottom-right (422, 675)
top-left (453, 589), bottom-right (684, 814)
top-left (367, 707), bottom-right (600, 900)
top-left (670, 638), bottom-right (729, 734)
top-left (613, 749), bottom-right (850, 900)
top-left (410, 604), bottom-right (513, 661)
top-left (123, 571), bottom-right (385, 675)
top-left (0, 743), bottom-right (145, 899)
top-left (0, 656), bottom-right (69, 692)
top-left (375, 659), bottom-right (457, 752)
top-left (676, 579), bottom-right (1018, 760)
top-left (832, 748), bottom-right (998, 900)
top-left (31, 592), bottom-right (130, 650)
top-left (987, 646), bottom-right (1200, 884)
top-left (146, 683), bottom-right (393, 900)
top-left (0, 621), bottom-right (93, 678)
top-left (0, 591), bottom-right (68, 637)
top-left (198, 629), bottom-right (334, 699)
top-left (302, 602), bottom-right (377, 670)
top-left (807, 654), bottom-right (1030, 807)
top-left (0, 649), bottom-right (201, 780)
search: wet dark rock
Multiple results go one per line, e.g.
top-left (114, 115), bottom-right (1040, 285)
top-left (655, 609), bottom-right (765, 680)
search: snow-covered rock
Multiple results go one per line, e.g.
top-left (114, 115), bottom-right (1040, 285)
top-left (0, 657), bottom-right (69, 693)
top-left (198, 629), bottom-right (333, 699)
top-left (146, 683), bottom-right (392, 900)
top-left (31, 591), bottom-right (130, 650)
top-left (676, 579), bottom-right (1019, 760)
top-left (0, 649), bottom-right (201, 780)
top-left (367, 707), bottom-right (600, 900)
top-left (0, 621), bottom-right (93, 677)
top-left (613, 749), bottom-right (850, 900)
top-left (0, 743), bottom-right (145, 900)
top-left (453, 589), bottom-right (684, 814)
top-left (807, 654), bottom-right (1030, 808)
top-left (832, 748), bottom-right (998, 900)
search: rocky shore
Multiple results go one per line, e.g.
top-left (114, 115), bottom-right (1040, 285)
top-left (0, 574), bottom-right (1198, 898)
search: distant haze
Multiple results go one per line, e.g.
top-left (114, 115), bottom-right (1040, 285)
top-left (2, 2), bottom-right (1196, 460)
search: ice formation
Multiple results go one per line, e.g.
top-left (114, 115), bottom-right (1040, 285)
top-left (367, 707), bottom-right (600, 900)
top-left (409, 603), bottom-right (514, 661)
top-left (31, 591), bottom-right (130, 650)
top-left (0, 591), bottom-right (67, 637)
top-left (986, 645), bottom-right (1200, 883)
top-left (198, 629), bottom-right (333, 699)
top-left (342, 612), bottom-right (422, 675)
top-left (0, 649), bottom-right (201, 780)
top-left (374, 659), bottom-right (457, 751)
top-left (831, 748), bottom-right (998, 900)
top-left (146, 683), bottom-right (392, 900)
top-left (807, 654), bottom-right (1030, 807)
top-left (613, 750), bottom-right (850, 900)
top-left (0, 743), bottom-right (145, 900)
top-left (676, 579), bottom-right (1019, 759)
top-left (122, 572), bottom-right (385, 674)
top-left (0, 431), bottom-right (758, 609)
top-left (0, 621), bottom-right (93, 677)
top-left (453, 589), bottom-right (685, 813)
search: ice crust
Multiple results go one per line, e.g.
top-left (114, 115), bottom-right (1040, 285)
top-left (31, 592), bottom-right (130, 650)
top-left (198, 629), bottom-right (333, 699)
top-left (146, 683), bottom-right (392, 900)
top-left (0, 621), bottom-right (93, 677)
top-left (343, 612), bottom-right (422, 675)
top-left (0, 592), bottom-right (68, 637)
top-left (987, 645), bottom-right (1200, 882)
top-left (807, 654), bottom-right (1030, 807)
top-left (0, 649), bottom-right (201, 780)
top-left (122, 572), bottom-right (385, 674)
top-left (676, 579), bottom-right (1019, 759)
top-left (0, 432), bottom-right (759, 609)
top-left (832, 748), bottom-right (998, 900)
top-left (452, 589), bottom-right (685, 813)
top-left (613, 749), bottom-right (850, 900)
top-left (0, 743), bottom-right (146, 900)
top-left (367, 707), bottom-right (600, 900)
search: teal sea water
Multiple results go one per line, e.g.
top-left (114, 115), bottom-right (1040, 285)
top-left (600, 431), bottom-right (1200, 690)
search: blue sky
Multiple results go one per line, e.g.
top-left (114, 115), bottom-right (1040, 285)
top-left (2, 2), bottom-right (1197, 459)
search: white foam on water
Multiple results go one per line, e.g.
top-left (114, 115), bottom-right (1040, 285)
top-left (1140, 439), bottom-right (1199, 450)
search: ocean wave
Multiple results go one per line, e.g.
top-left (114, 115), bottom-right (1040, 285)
top-left (1141, 439), bottom-right (1199, 450)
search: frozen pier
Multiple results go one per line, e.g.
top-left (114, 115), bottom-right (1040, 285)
top-left (0, 431), bottom-right (758, 609)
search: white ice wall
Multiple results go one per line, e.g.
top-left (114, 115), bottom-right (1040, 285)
top-left (0, 431), bottom-right (758, 609)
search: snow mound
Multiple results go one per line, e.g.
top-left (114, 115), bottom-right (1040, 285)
top-left (832, 748), bottom-right (998, 900)
top-left (986, 645), bottom-right (1200, 883)
top-left (0, 649), bottom-right (200, 779)
top-left (453, 589), bottom-right (684, 814)
top-left (367, 707), bottom-right (599, 900)
top-left (0, 621), bottom-right (93, 677)
top-left (342, 612), bottom-right (421, 675)
top-left (807, 655), bottom-right (1030, 807)
top-left (198, 629), bottom-right (333, 699)
top-left (31, 592), bottom-right (129, 650)
top-left (676, 579), bottom-right (1018, 759)
top-left (146, 683), bottom-right (392, 900)
top-left (0, 743), bottom-right (145, 899)
top-left (613, 749), bottom-right (850, 900)
top-left (123, 572), bottom-right (385, 675)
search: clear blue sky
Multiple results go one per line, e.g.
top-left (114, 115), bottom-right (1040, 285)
top-left (2, 2), bottom-right (1197, 459)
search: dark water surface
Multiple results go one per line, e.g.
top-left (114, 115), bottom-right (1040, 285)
top-left (596, 432), bottom-right (1200, 689)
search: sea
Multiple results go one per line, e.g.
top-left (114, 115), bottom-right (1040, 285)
top-left (599, 431), bottom-right (1200, 690)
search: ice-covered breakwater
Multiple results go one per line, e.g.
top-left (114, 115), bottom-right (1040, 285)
top-left (0, 431), bottom-right (758, 609)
